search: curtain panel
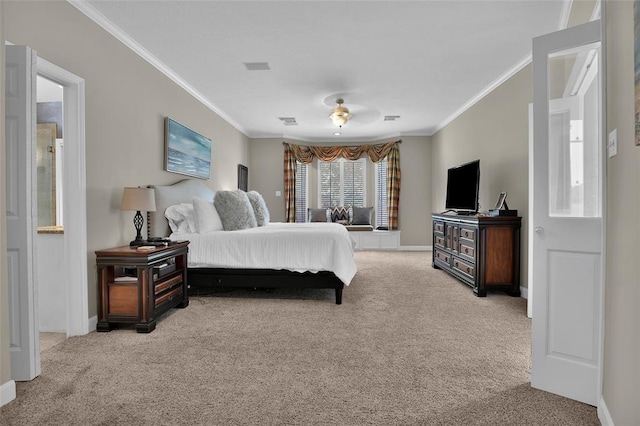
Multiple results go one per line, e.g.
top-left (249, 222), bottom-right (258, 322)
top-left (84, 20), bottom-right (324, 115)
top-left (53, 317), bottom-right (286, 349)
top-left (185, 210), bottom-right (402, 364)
top-left (283, 140), bottom-right (401, 229)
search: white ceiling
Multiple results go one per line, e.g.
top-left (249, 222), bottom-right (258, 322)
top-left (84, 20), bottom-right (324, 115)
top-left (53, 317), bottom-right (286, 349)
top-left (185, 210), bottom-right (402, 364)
top-left (79, 1), bottom-right (566, 143)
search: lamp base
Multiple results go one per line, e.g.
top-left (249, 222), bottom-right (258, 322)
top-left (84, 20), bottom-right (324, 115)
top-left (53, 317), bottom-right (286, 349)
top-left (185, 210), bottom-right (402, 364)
top-left (129, 239), bottom-right (147, 247)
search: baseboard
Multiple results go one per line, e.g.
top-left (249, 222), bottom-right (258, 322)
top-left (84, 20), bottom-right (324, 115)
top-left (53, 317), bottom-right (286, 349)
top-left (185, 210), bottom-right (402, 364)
top-left (0, 380), bottom-right (16, 407)
top-left (598, 397), bottom-right (614, 426)
top-left (520, 286), bottom-right (528, 300)
top-left (88, 315), bottom-right (98, 333)
top-left (399, 245), bottom-right (430, 251)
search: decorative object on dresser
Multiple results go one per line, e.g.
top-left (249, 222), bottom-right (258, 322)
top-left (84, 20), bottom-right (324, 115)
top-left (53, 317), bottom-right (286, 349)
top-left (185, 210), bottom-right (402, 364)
top-left (96, 241), bottom-right (189, 333)
top-left (432, 213), bottom-right (521, 297)
top-left (488, 191), bottom-right (518, 216)
top-left (120, 186), bottom-right (156, 246)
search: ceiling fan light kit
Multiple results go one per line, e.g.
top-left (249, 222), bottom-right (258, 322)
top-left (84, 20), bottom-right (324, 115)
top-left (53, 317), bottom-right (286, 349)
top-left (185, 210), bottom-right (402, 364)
top-left (329, 98), bottom-right (351, 128)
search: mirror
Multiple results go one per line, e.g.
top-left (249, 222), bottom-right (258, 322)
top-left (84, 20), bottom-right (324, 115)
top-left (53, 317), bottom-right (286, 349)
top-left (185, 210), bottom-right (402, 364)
top-left (36, 75), bottom-right (64, 233)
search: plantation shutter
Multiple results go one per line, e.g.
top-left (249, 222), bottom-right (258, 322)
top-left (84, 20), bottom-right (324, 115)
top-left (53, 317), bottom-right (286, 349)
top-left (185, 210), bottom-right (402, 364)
top-left (319, 159), bottom-right (366, 208)
top-left (376, 158), bottom-right (389, 228)
top-left (295, 162), bottom-right (307, 222)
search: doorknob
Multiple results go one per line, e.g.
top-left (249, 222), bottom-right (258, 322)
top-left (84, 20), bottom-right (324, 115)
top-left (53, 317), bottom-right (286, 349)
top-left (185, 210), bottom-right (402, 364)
top-left (534, 226), bottom-right (544, 234)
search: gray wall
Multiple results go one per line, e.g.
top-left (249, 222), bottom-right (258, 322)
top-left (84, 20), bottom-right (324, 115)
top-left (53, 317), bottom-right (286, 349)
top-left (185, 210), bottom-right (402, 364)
top-left (0, 0), bottom-right (9, 388)
top-left (248, 136), bottom-right (432, 247)
top-left (603, 2), bottom-right (640, 424)
top-left (3, 0), bottom-right (250, 323)
top-left (431, 65), bottom-right (532, 290)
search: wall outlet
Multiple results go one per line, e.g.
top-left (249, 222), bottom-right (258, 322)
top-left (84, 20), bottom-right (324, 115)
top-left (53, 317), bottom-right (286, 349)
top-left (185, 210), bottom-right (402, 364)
top-left (275, 191), bottom-right (281, 197)
top-left (608, 129), bottom-right (617, 158)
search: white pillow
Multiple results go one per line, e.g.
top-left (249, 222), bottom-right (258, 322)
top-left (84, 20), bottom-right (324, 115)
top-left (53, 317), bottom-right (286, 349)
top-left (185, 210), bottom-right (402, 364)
top-left (175, 203), bottom-right (196, 233)
top-left (193, 196), bottom-right (223, 233)
top-left (165, 204), bottom-right (191, 234)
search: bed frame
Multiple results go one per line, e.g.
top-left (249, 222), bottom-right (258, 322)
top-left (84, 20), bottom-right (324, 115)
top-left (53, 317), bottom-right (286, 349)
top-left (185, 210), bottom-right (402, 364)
top-left (148, 179), bottom-right (345, 304)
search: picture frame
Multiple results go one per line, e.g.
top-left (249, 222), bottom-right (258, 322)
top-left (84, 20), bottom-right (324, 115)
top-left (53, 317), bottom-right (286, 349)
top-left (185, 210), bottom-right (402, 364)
top-left (635, 0), bottom-right (640, 145)
top-left (164, 117), bottom-right (212, 180)
top-left (237, 164), bottom-right (248, 191)
top-left (493, 191), bottom-right (507, 210)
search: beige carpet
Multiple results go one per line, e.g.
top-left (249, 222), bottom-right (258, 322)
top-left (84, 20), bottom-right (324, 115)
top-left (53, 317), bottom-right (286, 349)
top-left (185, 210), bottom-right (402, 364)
top-left (1, 251), bottom-right (598, 425)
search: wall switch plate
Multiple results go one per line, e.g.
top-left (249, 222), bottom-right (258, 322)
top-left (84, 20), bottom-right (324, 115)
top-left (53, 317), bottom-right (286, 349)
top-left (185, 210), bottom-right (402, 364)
top-left (608, 129), bottom-right (618, 158)
top-left (275, 191), bottom-right (281, 197)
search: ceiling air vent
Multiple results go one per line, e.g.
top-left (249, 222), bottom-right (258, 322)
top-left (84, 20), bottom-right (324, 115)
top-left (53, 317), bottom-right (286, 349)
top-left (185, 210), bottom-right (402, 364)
top-left (243, 62), bottom-right (271, 71)
top-left (384, 115), bottom-right (400, 121)
top-left (279, 117), bottom-right (298, 126)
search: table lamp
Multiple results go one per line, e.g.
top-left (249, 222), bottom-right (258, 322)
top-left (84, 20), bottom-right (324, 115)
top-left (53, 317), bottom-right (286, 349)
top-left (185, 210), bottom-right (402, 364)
top-left (121, 187), bottom-right (156, 246)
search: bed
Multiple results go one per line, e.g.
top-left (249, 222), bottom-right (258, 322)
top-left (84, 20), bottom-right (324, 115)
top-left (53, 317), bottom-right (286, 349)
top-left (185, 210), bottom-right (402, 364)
top-left (147, 179), bottom-right (356, 304)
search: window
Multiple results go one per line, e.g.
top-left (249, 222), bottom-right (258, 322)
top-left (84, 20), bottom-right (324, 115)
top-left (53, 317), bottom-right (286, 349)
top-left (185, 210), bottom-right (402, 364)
top-left (375, 158), bottom-right (388, 228)
top-left (295, 162), bottom-right (308, 222)
top-left (318, 158), bottom-right (366, 208)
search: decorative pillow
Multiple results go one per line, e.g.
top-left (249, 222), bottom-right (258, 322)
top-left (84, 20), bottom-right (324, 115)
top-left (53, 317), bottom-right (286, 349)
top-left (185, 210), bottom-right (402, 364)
top-left (246, 191), bottom-right (270, 226)
top-left (192, 197), bottom-right (223, 233)
top-left (213, 190), bottom-right (257, 231)
top-left (330, 206), bottom-right (350, 223)
top-left (165, 204), bottom-right (192, 234)
top-left (352, 207), bottom-right (374, 225)
top-left (308, 208), bottom-right (329, 222)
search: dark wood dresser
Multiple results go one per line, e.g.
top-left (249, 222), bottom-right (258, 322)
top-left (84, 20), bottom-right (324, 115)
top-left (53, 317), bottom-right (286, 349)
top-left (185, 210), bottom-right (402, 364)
top-left (432, 214), bottom-right (521, 297)
top-left (96, 241), bottom-right (189, 333)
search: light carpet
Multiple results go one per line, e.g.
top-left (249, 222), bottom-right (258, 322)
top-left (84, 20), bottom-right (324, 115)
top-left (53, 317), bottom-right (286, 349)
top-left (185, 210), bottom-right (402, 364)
top-left (0, 251), bottom-right (598, 425)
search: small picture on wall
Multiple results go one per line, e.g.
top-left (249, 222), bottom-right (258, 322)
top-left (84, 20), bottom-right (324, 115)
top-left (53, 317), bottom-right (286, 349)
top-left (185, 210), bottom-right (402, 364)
top-left (238, 164), bottom-right (248, 191)
top-left (164, 117), bottom-right (212, 179)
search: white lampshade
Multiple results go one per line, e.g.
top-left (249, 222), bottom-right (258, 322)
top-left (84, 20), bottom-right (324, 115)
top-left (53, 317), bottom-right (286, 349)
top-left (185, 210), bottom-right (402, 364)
top-left (120, 187), bottom-right (156, 212)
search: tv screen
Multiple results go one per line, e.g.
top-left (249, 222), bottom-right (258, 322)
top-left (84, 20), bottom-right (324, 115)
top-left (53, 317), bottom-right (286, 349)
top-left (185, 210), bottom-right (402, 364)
top-left (445, 160), bottom-right (480, 212)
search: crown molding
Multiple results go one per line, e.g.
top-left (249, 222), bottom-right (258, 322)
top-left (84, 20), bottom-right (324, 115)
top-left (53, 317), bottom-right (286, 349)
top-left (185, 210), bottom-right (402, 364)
top-left (431, 53), bottom-right (532, 135)
top-left (68, 0), bottom-right (249, 137)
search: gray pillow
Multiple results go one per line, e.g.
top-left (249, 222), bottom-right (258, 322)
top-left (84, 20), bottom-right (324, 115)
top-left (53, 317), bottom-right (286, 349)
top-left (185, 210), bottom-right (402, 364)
top-left (308, 208), bottom-right (329, 222)
top-left (213, 190), bottom-right (257, 231)
top-left (246, 191), bottom-right (270, 226)
top-left (352, 207), bottom-right (374, 225)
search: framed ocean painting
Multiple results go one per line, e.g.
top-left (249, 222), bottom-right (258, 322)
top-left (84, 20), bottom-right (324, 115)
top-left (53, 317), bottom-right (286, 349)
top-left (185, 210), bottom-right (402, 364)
top-left (164, 117), bottom-right (212, 179)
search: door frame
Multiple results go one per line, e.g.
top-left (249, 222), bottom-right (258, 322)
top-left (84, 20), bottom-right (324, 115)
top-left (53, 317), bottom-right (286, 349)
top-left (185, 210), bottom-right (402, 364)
top-left (36, 57), bottom-right (88, 337)
top-left (529, 18), bottom-right (606, 406)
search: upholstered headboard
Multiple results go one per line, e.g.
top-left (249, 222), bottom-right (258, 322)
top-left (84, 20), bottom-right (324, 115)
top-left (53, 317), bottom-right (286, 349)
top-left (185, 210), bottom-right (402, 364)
top-left (147, 179), bottom-right (215, 238)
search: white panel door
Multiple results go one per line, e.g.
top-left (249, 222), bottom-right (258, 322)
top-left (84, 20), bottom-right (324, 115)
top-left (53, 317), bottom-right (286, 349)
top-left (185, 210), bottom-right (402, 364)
top-left (531, 21), bottom-right (603, 405)
top-left (6, 45), bottom-right (40, 381)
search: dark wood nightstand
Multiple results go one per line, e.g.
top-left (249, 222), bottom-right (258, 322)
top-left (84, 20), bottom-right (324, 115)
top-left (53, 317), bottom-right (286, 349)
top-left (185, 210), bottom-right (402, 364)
top-left (95, 241), bottom-right (189, 333)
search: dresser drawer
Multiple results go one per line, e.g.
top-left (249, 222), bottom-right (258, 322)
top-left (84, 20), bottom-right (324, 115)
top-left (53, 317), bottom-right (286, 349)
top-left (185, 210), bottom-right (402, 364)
top-left (459, 242), bottom-right (475, 260)
top-left (434, 221), bottom-right (445, 234)
top-left (459, 227), bottom-right (476, 242)
top-left (434, 234), bottom-right (445, 248)
top-left (453, 257), bottom-right (475, 279)
top-left (434, 249), bottom-right (451, 264)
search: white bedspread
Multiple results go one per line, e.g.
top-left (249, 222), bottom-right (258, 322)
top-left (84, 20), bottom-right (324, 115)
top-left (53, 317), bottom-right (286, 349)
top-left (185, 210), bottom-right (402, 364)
top-left (170, 222), bottom-right (357, 285)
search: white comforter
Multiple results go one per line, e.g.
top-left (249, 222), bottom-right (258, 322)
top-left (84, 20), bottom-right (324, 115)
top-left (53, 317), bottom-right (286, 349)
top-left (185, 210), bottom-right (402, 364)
top-left (170, 222), bottom-right (357, 285)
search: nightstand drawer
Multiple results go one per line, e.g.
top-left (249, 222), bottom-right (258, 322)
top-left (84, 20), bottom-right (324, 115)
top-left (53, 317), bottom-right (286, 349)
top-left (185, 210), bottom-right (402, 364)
top-left (156, 286), bottom-right (182, 307)
top-left (155, 274), bottom-right (182, 295)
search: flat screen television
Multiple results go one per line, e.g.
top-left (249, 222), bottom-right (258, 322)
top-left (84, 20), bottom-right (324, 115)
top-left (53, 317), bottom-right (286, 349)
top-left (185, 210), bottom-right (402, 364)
top-left (445, 159), bottom-right (480, 213)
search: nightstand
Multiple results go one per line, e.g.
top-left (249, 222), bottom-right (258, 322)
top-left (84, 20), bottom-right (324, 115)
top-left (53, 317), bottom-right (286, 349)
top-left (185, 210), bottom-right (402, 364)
top-left (95, 241), bottom-right (189, 333)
